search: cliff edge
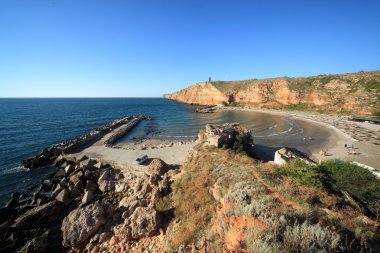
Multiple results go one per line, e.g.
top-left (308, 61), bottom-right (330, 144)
top-left (164, 70), bottom-right (380, 115)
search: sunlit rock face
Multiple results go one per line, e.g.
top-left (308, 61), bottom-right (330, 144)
top-left (164, 71), bottom-right (380, 115)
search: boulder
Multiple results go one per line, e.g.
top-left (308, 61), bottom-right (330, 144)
top-left (59, 178), bottom-right (68, 187)
top-left (78, 155), bottom-right (88, 162)
top-left (60, 162), bottom-right (68, 169)
top-left (12, 201), bottom-right (62, 229)
top-left (64, 164), bottom-right (75, 175)
top-left (79, 159), bottom-right (96, 170)
top-left (55, 188), bottom-right (71, 206)
top-left (129, 207), bottom-right (161, 239)
top-left (94, 162), bottom-right (103, 169)
top-left (61, 203), bottom-right (106, 248)
top-left (53, 184), bottom-right (63, 196)
top-left (86, 180), bottom-right (98, 193)
top-left (98, 170), bottom-right (119, 192)
top-left (53, 155), bottom-right (64, 166)
top-left (74, 180), bottom-right (84, 191)
top-left (69, 186), bottom-right (82, 199)
top-left (17, 234), bottom-right (48, 253)
top-left (82, 190), bottom-right (94, 205)
top-left (69, 171), bottom-right (83, 185)
top-left (54, 169), bottom-right (65, 179)
top-left (148, 159), bottom-right (170, 176)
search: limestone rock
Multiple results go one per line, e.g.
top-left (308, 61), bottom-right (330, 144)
top-left (61, 203), bottom-right (106, 248)
top-left (97, 170), bottom-right (121, 192)
top-left (273, 147), bottom-right (315, 165)
top-left (82, 190), bottom-right (94, 205)
top-left (129, 207), bottom-right (161, 239)
top-left (69, 171), bottom-right (83, 185)
top-left (198, 123), bottom-right (253, 151)
top-left (55, 188), bottom-right (71, 206)
top-left (148, 159), bottom-right (169, 176)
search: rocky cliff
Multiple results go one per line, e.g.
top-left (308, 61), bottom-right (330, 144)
top-left (164, 70), bottom-right (380, 115)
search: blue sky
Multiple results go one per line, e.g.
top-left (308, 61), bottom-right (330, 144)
top-left (0, 0), bottom-right (379, 97)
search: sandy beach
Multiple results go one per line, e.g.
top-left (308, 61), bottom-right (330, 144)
top-left (221, 106), bottom-right (380, 171)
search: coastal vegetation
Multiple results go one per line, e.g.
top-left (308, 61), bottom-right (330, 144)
top-left (165, 146), bottom-right (380, 252)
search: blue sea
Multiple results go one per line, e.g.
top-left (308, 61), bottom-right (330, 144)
top-left (0, 98), bottom-right (330, 205)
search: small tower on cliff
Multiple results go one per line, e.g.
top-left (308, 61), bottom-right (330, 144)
top-left (208, 77), bottom-right (211, 83)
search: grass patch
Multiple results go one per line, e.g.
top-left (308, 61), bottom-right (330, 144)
top-left (287, 103), bottom-right (309, 111)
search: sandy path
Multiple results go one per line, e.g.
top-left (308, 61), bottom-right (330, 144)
top-left (251, 169), bottom-right (302, 210)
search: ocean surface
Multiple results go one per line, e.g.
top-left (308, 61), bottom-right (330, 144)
top-left (0, 98), bottom-right (331, 205)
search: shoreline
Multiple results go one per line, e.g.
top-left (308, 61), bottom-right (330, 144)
top-left (218, 106), bottom-right (380, 171)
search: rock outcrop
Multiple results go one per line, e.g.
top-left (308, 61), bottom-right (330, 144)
top-left (198, 123), bottom-right (254, 152)
top-left (274, 147), bottom-right (316, 165)
top-left (61, 203), bottom-right (107, 248)
top-left (164, 71), bottom-right (380, 115)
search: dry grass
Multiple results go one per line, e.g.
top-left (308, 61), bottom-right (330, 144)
top-left (166, 147), bottom-right (380, 252)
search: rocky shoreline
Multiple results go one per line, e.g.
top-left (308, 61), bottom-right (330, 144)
top-left (0, 152), bottom-right (173, 252)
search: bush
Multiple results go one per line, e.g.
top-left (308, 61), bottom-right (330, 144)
top-left (287, 103), bottom-right (309, 111)
top-left (277, 159), bottom-right (329, 189)
top-left (318, 160), bottom-right (380, 212)
top-left (283, 221), bottom-right (340, 252)
top-left (228, 101), bottom-right (239, 107)
top-left (278, 159), bottom-right (380, 214)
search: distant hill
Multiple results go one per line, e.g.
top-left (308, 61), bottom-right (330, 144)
top-left (164, 70), bottom-right (380, 115)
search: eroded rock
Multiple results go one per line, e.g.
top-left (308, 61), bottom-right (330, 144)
top-left (61, 203), bottom-right (106, 248)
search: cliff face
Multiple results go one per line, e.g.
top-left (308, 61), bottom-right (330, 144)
top-left (163, 82), bottom-right (227, 105)
top-left (164, 71), bottom-right (380, 115)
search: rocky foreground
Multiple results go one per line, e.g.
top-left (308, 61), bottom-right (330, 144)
top-left (0, 155), bottom-right (173, 253)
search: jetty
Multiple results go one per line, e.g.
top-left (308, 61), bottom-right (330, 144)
top-left (21, 115), bottom-right (152, 169)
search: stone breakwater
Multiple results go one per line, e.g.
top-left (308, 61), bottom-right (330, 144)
top-left (104, 116), bottom-right (152, 147)
top-left (21, 115), bottom-right (152, 169)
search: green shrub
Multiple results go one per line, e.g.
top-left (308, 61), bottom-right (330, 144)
top-left (319, 76), bottom-right (336, 86)
top-left (318, 160), bottom-right (380, 211)
top-left (278, 159), bottom-right (380, 214)
top-left (232, 133), bottom-right (253, 155)
top-left (287, 103), bottom-right (309, 111)
top-left (277, 159), bottom-right (329, 189)
top-left (228, 101), bottom-right (239, 107)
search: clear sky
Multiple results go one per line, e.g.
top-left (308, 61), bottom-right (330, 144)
top-left (1, 0), bottom-right (379, 97)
